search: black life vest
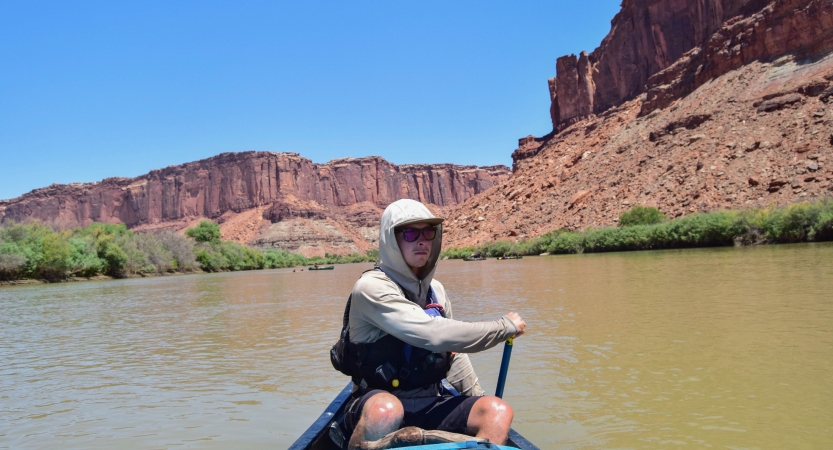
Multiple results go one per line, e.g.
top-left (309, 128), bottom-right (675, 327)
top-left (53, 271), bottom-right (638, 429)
top-left (332, 277), bottom-right (451, 393)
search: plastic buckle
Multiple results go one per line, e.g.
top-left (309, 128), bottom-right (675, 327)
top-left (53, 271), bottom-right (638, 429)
top-left (375, 365), bottom-right (389, 382)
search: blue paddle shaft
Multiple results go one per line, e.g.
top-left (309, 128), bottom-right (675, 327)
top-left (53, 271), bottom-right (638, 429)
top-left (494, 337), bottom-right (514, 398)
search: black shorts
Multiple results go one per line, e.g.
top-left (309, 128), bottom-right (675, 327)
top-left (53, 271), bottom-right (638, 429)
top-left (344, 389), bottom-right (480, 436)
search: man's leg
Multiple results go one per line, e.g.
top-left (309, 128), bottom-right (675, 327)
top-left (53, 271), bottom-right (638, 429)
top-left (348, 392), bottom-right (404, 449)
top-left (465, 396), bottom-right (514, 444)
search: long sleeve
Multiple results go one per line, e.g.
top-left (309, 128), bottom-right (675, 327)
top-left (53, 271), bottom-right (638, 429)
top-left (446, 353), bottom-right (485, 396)
top-left (442, 285), bottom-right (485, 396)
top-left (350, 272), bottom-right (518, 353)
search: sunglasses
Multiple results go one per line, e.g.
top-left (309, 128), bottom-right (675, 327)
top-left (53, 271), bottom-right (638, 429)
top-left (397, 227), bottom-right (437, 242)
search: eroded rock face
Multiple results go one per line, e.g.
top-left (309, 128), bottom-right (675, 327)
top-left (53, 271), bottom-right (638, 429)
top-left (515, 0), bottom-right (833, 170)
top-left (0, 152), bottom-right (509, 256)
top-left (445, 52), bottom-right (833, 249)
top-left (641, 0), bottom-right (833, 115)
top-left (555, 52), bottom-right (596, 127)
top-left (0, 152), bottom-right (510, 229)
top-left (549, 0), bottom-right (772, 129)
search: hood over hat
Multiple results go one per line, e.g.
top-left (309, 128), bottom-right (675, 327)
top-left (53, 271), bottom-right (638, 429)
top-left (378, 199), bottom-right (444, 303)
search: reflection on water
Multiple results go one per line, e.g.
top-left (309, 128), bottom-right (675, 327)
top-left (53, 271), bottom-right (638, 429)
top-left (1, 243), bottom-right (832, 449)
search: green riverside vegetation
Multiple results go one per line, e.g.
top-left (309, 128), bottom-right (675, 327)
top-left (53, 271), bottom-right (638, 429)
top-left (0, 219), bottom-right (377, 282)
top-left (5, 199), bottom-right (831, 281)
top-left (442, 198), bottom-right (833, 259)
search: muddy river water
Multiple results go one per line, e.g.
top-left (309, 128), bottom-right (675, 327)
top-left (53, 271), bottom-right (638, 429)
top-left (2, 243), bottom-right (831, 449)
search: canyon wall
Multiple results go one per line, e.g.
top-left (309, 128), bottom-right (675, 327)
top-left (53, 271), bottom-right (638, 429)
top-left (549, 0), bottom-right (771, 130)
top-left (447, 53), bottom-right (833, 248)
top-left (446, 0), bottom-right (833, 248)
top-left (523, 0), bottom-right (833, 165)
top-left (641, 0), bottom-right (833, 114)
top-left (0, 152), bottom-right (510, 255)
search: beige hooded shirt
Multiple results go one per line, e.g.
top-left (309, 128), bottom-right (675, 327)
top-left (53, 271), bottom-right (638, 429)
top-left (349, 199), bottom-right (518, 398)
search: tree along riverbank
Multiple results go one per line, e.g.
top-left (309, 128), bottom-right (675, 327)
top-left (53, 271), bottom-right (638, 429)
top-left (0, 220), bottom-right (376, 285)
top-left (442, 198), bottom-right (833, 259)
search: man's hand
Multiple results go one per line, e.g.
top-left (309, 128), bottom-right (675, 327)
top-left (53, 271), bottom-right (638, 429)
top-left (506, 312), bottom-right (526, 337)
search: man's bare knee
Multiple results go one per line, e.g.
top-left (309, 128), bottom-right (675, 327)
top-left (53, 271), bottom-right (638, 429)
top-left (466, 396), bottom-right (514, 444)
top-left (349, 392), bottom-right (404, 448)
top-left (362, 393), bottom-right (404, 429)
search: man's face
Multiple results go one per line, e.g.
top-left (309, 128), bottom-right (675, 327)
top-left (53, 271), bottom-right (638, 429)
top-left (395, 222), bottom-right (436, 270)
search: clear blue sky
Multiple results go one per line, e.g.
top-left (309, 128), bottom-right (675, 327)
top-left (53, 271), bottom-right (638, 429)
top-left (0, 1), bottom-right (621, 200)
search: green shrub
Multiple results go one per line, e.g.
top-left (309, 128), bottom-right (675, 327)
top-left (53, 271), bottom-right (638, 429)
top-left (478, 240), bottom-right (513, 257)
top-left (99, 239), bottom-right (129, 274)
top-left (185, 220), bottom-right (221, 243)
top-left (811, 200), bottom-right (833, 240)
top-left (39, 232), bottom-right (72, 278)
top-left (659, 211), bottom-right (746, 247)
top-left (441, 246), bottom-right (477, 259)
top-left (512, 230), bottom-right (560, 255)
top-left (67, 237), bottom-right (105, 277)
top-left (0, 222), bottom-right (52, 278)
top-left (242, 244), bottom-right (266, 270)
top-left (194, 240), bottom-right (267, 271)
top-left (115, 235), bottom-right (148, 274)
top-left (263, 249), bottom-right (308, 268)
top-left (194, 247), bottom-right (224, 271)
top-left (618, 205), bottom-right (667, 227)
top-left (547, 231), bottom-right (585, 254)
top-left (762, 200), bottom-right (833, 243)
top-left (0, 242), bottom-right (28, 279)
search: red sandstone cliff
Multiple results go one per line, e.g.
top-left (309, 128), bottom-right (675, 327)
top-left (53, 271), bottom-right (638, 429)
top-left (641, 0), bottom-right (833, 114)
top-left (546, 0), bottom-right (811, 131)
top-left (0, 152), bottom-right (509, 255)
top-left (445, 0), bottom-right (833, 248)
top-left (523, 0), bottom-right (832, 170)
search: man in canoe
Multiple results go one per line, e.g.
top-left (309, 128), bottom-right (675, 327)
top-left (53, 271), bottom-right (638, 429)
top-left (338, 199), bottom-right (526, 448)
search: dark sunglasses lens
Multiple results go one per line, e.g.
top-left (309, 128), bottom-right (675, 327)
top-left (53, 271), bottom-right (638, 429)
top-left (401, 227), bottom-right (437, 242)
top-left (422, 228), bottom-right (436, 240)
top-left (402, 229), bottom-right (421, 242)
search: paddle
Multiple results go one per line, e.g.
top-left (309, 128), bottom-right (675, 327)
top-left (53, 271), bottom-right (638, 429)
top-left (494, 337), bottom-right (514, 398)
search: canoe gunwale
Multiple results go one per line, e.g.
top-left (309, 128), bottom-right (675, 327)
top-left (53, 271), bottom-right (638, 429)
top-left (288, 383), bottom-right (353, 450)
